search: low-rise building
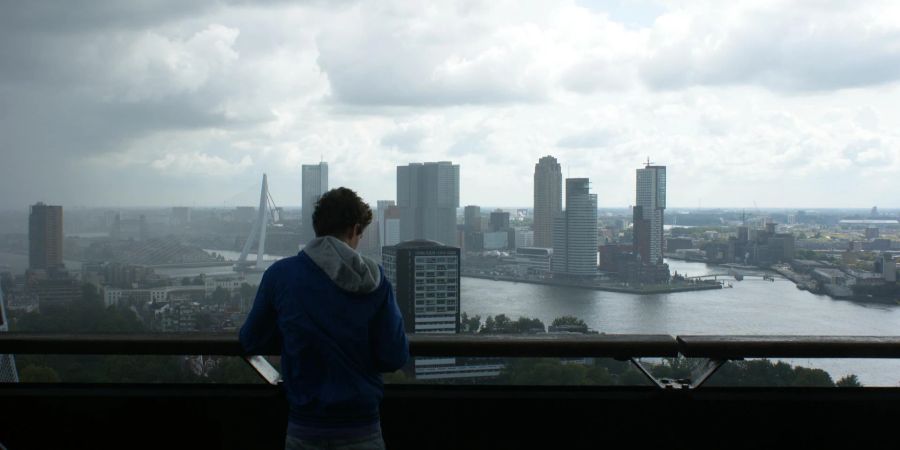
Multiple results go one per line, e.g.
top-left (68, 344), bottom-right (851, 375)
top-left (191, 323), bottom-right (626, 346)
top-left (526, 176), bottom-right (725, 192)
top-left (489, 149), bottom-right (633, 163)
top-left (104, 285), bottom-right (206, 307)
top-left (204, 276), bottom-right (245, 297)
top-left (515, 247), bottom-right (552, 274)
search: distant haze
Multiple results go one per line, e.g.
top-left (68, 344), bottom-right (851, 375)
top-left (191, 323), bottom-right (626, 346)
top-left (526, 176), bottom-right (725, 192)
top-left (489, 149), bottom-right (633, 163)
top-left (2, 1), bottom-right (900, 209)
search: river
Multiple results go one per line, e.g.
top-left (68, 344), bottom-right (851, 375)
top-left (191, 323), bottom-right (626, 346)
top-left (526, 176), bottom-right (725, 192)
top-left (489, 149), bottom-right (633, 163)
top-left (461, 259), bottom-right (900, 386)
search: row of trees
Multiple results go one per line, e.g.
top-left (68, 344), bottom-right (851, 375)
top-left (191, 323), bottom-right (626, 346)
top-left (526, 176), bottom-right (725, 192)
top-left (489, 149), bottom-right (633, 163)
top-left (460, 312), bottom-right (587, 334)
top-left (456, 311), bottom-right (862, 387)
top-left (495, 357), bottom-right (861, 387)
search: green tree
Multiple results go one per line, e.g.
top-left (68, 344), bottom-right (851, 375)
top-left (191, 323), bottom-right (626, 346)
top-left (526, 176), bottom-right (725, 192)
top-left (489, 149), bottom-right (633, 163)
top-left (459, 312), bottom-right (482, 333)
top-left (836, 374), bottom-right (862, 387)
top-left (551, 316), bottom-right (587, 328)
top-left (513, 316), bottom-right (545, 333)
top-left (481, 314), bottom-right (545, 334)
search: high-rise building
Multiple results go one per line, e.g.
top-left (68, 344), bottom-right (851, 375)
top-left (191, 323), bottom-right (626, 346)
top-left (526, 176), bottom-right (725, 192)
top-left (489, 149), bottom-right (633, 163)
top-left (397, 162), bottom-right (459, 246)
top-left (882, 254), bottom-right (896, 282)
top-left (489, 210), bottom-right (510, 232)
top-left (376, 200), bottom-right (396, 250)
top-left (29, 202), bottom-right (63, 271)
top-left (383, 240), bottom-right (498, 380)
top-left (533, 156), bottom-right (562, 249)
top-left (301, 162), bottom-right (329, 243)
top-left (462, 205), bottom-right (483, 252)
top-left (382, 206), bottom-right (401, 250)
top-left (382, 240), bottom-right (460, 335)
top-left (551, 179), bottom-right (598, 277)
top-left (633, 165), bottom-right (666, 264)
top-left (464, 206), bottom-right (482, 231)
top-left (357, 205), bottom-right (381, 257)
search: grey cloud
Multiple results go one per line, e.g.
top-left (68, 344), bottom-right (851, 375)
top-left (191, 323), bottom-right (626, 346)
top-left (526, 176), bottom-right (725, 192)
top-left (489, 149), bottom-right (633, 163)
top-left (843, 138), bottom-right (889, 167)
top-left (380, 126), bottom-right (426, 153)
top-left (0, 1), bottom-right (216, 34)
top-left (560, 59), bottom-right (635, 94)
top-left (640, 7), bottom-right (900, 92)
top-left (557, 129), bottom-right (612, 148)
top-left (316, 10), bottom-right (547, 107)
top-left (447, 130), bottom-right (490, 156)
top-left (0, 0), bottom-right (308, 33)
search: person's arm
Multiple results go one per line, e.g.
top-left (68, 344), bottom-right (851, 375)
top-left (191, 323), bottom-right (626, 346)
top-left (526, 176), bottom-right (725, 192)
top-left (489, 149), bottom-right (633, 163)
top-left (239, 270), bottom-right (283, 354)
top-left (370, 278), bottom-right (410, 372)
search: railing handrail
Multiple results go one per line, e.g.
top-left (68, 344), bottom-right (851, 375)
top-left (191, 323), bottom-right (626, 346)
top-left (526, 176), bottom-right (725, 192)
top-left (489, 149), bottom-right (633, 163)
top-left (2, 333), bottom-right (900, 359)
top-left (678, 335), bottom-right (900, 358)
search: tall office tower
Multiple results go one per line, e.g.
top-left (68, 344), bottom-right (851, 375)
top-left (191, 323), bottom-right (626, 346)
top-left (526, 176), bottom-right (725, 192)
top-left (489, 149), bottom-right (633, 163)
top-left (29, 202), bottom-right (64, 270)
top-left (489, 210), bottom-right (510, 232)
top-left (382, 206), bottom-right (401, 249)
top-left (0, 284), bottom-right (18, 382)
top-left (533, 156), bottom-right (563, 249)
top-left (463, 205), bottom-right (482, 231)
top-left (397, 162), bottom-right (460, 246)
top-left (301, 162), bottom-right (329, 243)
top-left (376, 200), bottom-right (396, 250)
top-left (633, 164), bottom-right (666, 264)
top-left (462, 205), bottom-right (482, 252)
top-left (551, 179), bottom-right (598, 276)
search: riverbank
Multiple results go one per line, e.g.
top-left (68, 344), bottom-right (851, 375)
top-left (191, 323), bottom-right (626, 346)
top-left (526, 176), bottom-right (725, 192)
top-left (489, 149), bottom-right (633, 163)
top-left (461, 272), bottom-right (722, 294)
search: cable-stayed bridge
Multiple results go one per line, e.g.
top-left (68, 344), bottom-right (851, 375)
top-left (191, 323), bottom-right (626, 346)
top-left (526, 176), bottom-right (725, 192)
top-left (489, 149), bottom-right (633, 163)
top-left (234, 174), bottom-right (280, 273)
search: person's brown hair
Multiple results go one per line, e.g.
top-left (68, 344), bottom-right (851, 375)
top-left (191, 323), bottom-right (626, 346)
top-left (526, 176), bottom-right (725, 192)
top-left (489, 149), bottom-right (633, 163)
top-left (312, 187), bottom-right (373, 237)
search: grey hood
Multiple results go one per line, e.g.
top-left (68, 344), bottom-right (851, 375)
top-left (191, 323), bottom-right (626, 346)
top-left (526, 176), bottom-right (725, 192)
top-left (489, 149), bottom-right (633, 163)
top-left (303, 236), bottom-right (382, 294)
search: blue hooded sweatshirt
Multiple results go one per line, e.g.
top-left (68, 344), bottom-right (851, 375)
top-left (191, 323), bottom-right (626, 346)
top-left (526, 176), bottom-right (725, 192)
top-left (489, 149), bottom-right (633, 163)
top-left (239, 236), bottom-right (409, 436)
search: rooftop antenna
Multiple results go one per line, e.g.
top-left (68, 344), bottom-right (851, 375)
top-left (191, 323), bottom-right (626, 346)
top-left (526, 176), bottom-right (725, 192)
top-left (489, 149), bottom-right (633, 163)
top-left (645, 156), bottom-right (654, 167)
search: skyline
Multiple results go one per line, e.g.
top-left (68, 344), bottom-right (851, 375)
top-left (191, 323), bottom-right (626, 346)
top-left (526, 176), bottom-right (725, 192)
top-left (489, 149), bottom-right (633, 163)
top-left (2, 2), bottom-right (900, 209)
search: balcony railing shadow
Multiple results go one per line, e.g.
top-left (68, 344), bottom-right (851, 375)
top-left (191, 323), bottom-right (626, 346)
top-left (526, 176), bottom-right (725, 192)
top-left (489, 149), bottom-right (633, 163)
top-left (1, 333), bottom-right (899, 450)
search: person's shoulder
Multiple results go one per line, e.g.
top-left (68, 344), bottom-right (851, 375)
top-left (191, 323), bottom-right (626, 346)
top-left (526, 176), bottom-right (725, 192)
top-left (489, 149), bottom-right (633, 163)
top-left (265, 254), bottom-right (309, 275)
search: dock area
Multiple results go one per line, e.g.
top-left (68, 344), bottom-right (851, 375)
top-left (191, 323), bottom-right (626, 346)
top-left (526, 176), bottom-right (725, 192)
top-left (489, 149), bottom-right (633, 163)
top-left (461, 272), bottom-right (722, 294)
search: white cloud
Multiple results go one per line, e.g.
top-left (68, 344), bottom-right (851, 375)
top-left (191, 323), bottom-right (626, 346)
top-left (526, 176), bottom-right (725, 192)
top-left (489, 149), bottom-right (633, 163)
top-left (150, 152), bottom-right (253, 176)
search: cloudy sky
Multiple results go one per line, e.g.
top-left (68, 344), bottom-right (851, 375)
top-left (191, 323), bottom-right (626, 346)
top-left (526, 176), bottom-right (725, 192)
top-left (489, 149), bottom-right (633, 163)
top-left (2, 0), bottom-right (900, 210)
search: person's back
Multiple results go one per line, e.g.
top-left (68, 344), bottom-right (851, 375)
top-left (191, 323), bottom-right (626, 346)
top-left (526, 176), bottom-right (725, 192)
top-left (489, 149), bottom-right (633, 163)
top-left (240, 187), bottom-right (409, 450)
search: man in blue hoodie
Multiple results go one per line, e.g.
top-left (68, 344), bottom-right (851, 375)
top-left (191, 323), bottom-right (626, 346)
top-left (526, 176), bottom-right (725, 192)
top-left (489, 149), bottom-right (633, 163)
top-left (240, 187), bottom-right (409, 450)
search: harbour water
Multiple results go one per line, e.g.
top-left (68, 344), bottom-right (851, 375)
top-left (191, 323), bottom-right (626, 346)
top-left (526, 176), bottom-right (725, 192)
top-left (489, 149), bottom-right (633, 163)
top-left (462, 259), bottom-right (900, 386)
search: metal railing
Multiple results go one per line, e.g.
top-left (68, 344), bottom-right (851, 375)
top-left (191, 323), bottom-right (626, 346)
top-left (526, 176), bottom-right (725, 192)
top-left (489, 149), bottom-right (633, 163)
top-left (1, 333), bottom-right (899, 389)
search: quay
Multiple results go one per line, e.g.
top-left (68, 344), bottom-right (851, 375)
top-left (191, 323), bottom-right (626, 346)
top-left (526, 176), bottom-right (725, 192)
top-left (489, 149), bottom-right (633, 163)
top-left (461, 272), bottom-right (722, 294)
